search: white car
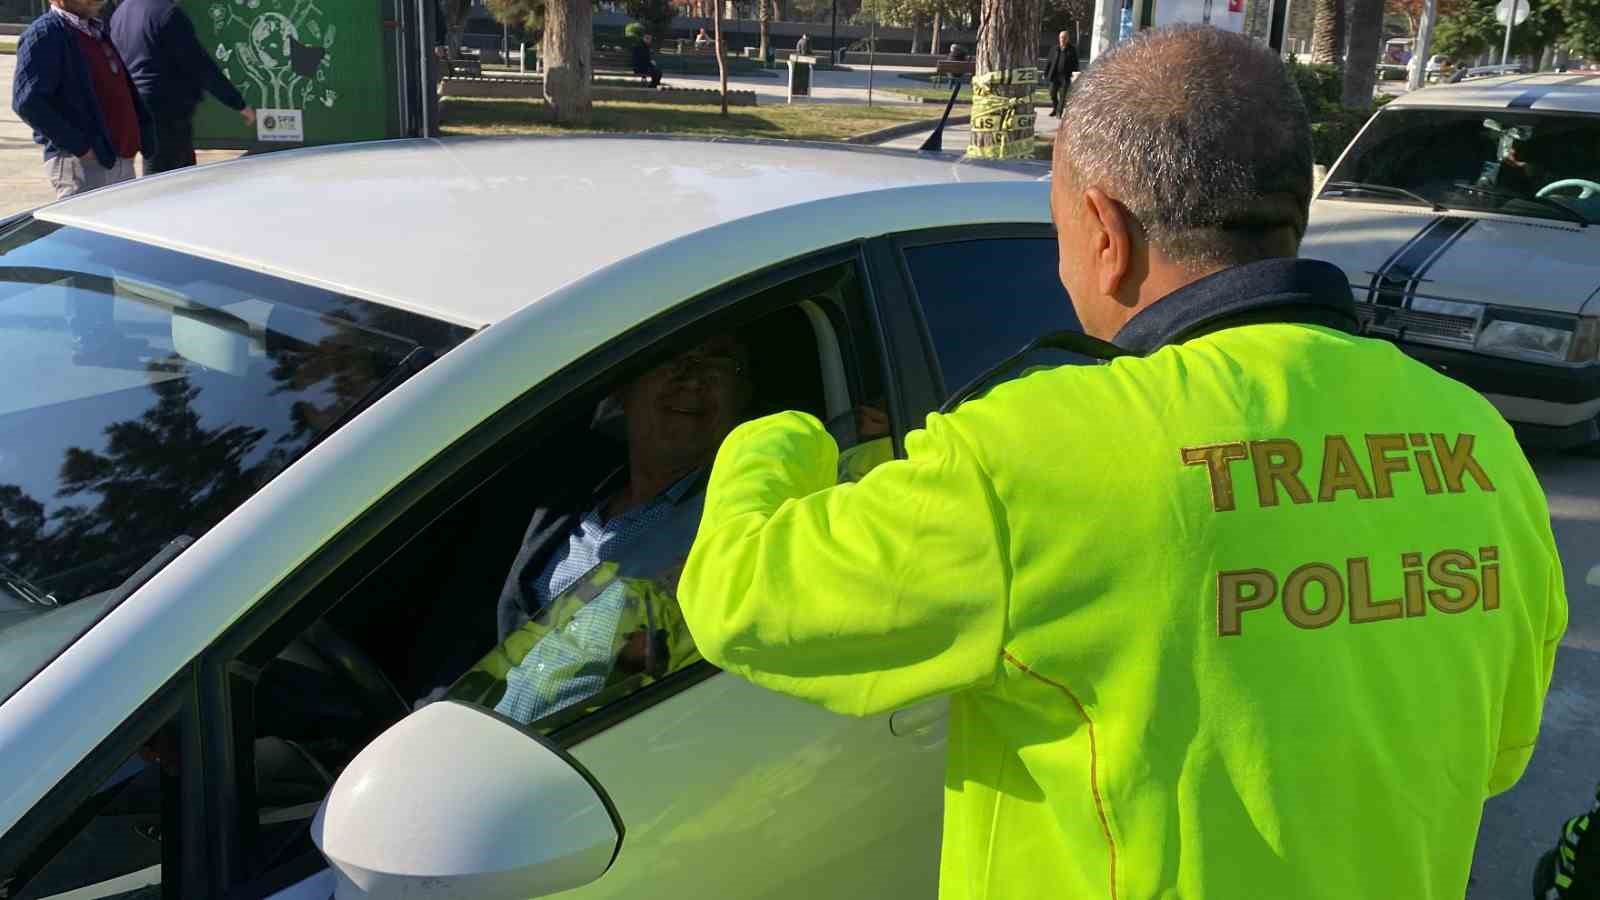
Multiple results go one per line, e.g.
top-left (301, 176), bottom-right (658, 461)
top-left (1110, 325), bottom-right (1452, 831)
top-left (0, 137), bottom-right (1087, 899)
top-left (1303, 73), bottom-right (1600, 449)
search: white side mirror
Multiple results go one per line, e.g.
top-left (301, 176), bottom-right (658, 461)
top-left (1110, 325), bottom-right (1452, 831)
top-left (312, 701), bottom-right (623, 900)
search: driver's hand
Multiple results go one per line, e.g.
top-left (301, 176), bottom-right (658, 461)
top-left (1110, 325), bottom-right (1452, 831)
top-left (854, 404), bottom-right (890, 440)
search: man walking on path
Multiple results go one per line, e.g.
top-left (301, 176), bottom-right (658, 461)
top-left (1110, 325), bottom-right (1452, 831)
top-left (1044, 30), bottom-right (1078, 117)
top-left (12, 0), bottom-right (156, 198)
top-left (110, 0), bottom-right (254, 174)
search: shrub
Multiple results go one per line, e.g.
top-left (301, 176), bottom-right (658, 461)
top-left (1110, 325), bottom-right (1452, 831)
top-left (1310, 106), bottom-right (1374, 166)
top-left (1286, 59), bottom-right (1344, 118)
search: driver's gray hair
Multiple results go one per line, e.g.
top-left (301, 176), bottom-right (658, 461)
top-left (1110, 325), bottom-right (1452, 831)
top-left (1055, 26), bottom-right (1313, 270)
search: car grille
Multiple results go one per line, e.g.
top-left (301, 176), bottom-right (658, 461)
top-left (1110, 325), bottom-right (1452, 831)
top-left (1355, 304), bottom-right (1479, 347)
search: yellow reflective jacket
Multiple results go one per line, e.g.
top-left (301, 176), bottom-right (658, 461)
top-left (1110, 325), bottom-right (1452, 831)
top-left (679, 321), bottom-right (1567, 900)
top-left (450, 562), bottom-right (700, 722)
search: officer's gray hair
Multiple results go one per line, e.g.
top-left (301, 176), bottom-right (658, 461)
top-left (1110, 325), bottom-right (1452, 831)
top-left (1055, 26), bottom-right (1313, 270)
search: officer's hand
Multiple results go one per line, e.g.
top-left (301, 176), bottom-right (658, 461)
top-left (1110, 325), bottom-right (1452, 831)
top-left (240, 107), bottom-right (257, 126)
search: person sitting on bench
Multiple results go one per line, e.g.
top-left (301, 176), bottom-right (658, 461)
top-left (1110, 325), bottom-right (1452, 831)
top-left (632, 33), bottom-right (663, 88)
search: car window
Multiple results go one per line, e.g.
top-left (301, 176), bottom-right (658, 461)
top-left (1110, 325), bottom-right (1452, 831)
top-left (3, 713), bottom-right (179, 900)
top-left (216, 259), bottom-right (894, 888)
top-left (900, 236), bottom-right (1083, 396)
top-left (0, 218), bottom-right (472, 705)
top-left (1323, 107), bottom-right (1600, 224)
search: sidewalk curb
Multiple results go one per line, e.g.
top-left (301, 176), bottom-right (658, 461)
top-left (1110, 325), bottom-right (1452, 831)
top-left (846, 113), bottom-right (971, 145)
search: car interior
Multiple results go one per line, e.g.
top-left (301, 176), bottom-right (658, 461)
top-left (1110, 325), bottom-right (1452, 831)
top-left (233, 263), bottom-right (880, 877)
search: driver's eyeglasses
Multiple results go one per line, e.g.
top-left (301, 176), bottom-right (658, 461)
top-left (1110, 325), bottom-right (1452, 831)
top-left (659, 353), bottom-right (745, 383)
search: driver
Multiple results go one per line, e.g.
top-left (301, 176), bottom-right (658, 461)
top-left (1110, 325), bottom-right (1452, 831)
top-left (433, 334), bottom-right (756, 722)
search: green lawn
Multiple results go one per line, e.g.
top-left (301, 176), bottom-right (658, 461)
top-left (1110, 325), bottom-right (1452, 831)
top-left (440, 97), bottom-right (939, 142)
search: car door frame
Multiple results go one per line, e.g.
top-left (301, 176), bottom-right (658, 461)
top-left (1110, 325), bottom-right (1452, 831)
top-left (866, 223), bottom-right (1064, 413)
top-left (190, 240), bottom-right (920, 897)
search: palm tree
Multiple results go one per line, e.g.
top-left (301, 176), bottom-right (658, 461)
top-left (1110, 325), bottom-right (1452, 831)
top-left (1343, 0), bottom-right (1383, 105)
top-left (545, 0), bottom-right (594, 122)
top-left (1310, 0), bottom-right (1346, 64)
top-left (967, 0), bottom-right (1042, 158)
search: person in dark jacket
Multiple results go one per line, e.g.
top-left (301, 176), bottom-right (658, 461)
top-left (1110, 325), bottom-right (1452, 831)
top-left (109, 0), bottom-right (254, 174)
top-left (11, 0), bottom-right (157, 198)
top-left (631, 33), bottom-right (662, 88)
top-left (1044, 30), bottom-right (1079, 117)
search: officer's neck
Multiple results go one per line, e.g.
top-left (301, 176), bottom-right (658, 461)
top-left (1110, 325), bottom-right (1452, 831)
top-left (1094, 252), bottom-right (1222, 341)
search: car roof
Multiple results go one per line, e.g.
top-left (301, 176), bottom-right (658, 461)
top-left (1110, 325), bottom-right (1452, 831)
top-left (33, 136), bottom-right (1048, 329)
top-left (1386, 72), bottom-right (1600, 114)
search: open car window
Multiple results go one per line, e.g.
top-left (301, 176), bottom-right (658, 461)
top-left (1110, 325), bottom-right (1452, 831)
top-left (0, 218), bottom-right (472, 705)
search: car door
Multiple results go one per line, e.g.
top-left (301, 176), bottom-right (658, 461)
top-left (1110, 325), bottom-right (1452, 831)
top-left (215, 246), bottom-right (947, 900)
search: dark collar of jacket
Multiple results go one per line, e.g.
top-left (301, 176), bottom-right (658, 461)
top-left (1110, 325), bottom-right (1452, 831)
top-left (1111, 257), bottom-right (1358, 356)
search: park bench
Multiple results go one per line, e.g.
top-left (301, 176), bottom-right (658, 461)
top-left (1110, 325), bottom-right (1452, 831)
top-left (933, 58), bottom-right (976, 84)
top-left (447, 49), bottom-right (482, 78)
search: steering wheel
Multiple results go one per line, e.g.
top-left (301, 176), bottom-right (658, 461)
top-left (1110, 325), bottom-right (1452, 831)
top-left (291, 619), bottom-right (412, 724)
top-left (1536, 179), bottom-right (1600, 200)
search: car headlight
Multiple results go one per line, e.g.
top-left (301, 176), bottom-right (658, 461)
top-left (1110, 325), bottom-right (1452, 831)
top-left (1476, 318), bottom-right (1574, 362)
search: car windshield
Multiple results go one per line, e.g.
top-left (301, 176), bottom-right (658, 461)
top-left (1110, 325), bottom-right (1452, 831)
top-left (1322, 107), bottom-right (1600, 224)
top-left (0, 218), bottom-right (471, 699)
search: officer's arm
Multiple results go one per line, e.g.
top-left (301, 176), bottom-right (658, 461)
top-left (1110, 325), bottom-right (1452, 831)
top-left (679, 410), bottom-right (1010, 717)
top-left (1487, 524), bottom-right (1568, 796)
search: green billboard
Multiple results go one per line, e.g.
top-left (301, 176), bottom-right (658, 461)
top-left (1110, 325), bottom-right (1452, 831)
top-left (183, 0), bottom-right (412, 150)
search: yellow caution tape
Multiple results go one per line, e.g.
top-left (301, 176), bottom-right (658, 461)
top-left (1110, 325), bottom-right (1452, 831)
top-left (966, 67), bottom-right (1039, 160)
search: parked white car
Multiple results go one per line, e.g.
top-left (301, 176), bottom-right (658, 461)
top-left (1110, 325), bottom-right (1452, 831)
top-left (0, 137), bottom-right (1087, 899)
top-left (1303, 73), bottom-right (1600, 449)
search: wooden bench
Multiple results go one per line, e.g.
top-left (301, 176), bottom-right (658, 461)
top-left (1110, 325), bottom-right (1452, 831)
top-left (933, 59), bottom-right (975, 84)
top-left (447, 50), bottom-right (482, 78)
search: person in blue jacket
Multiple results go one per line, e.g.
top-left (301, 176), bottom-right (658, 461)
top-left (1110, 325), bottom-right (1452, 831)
top-left (11, 0), bottom-right (158, 198)
top-left (110, 0), bottom-right (255, 174)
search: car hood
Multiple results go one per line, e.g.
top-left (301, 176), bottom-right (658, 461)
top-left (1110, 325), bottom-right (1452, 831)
top-left (1302, 199), bottom-right (1600, 315)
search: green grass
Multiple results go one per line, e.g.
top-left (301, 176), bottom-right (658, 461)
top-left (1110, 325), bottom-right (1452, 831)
top-left (440, 97), bottom-right (938, 142)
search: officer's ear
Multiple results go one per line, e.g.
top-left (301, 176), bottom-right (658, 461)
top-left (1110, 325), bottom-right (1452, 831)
top-left (1082, 187), bottom-right (1136, 300)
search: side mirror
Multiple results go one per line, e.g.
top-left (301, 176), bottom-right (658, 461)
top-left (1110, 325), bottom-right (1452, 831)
top-left (312, 701), bottom-right (623, 899)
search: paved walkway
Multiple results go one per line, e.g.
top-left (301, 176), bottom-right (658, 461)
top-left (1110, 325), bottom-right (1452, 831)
top-left (2, 53), bottom-right (242, 218)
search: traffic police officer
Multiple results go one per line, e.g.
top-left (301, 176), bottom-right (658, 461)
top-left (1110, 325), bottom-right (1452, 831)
top-left (678, 25), bottom-right (1568, 900)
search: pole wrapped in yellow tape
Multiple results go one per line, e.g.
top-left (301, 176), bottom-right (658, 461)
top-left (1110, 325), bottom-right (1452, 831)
top-left (965, 67), bottom-right (1038, 160)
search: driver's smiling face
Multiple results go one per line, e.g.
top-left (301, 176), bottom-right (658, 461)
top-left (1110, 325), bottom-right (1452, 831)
top-left (621, 335), bottom-right (750, 472)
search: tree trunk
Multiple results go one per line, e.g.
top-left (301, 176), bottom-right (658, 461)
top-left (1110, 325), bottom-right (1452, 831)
top-left (758, 0), bottom-right (771, 59)
top-left (1341, 0), bottom-right (1382, 107)
top-left (911, 18), bottom-right (923, 54)
top-left (1538, 42), bottom-right (1554, 71)
top-left (544, 0), bottom-right (593, 123)
top-left (932, 9), bottom-right (942, 54)
top-left (715, 2), bottom-right (729, 115)
top-left (1309, 0), bottom-right (1345, 64)
top-left (967, 0), bottom-right (1042, 159)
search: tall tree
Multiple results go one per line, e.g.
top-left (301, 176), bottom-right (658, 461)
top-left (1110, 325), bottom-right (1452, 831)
top-left (545, 0), bottom-right (593, 123)
top-left (968, 0), bottom-right (1042, 158)
top-left (715, 0), bottom-right (730, 114)
top-left (1310, 0), bottom-right (1346, 63)
top-left (1343, 0), bottom-right (1384, 105)
top-left (759, 0), bottom-right (772, 57)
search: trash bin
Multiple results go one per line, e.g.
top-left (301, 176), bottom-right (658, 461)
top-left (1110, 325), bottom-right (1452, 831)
top-left (183, 0), bottom-right (412, 150)
top-left (787, 54), bottom-right (815, 103)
